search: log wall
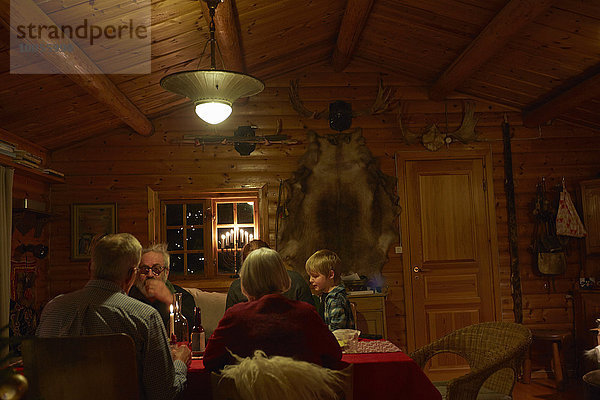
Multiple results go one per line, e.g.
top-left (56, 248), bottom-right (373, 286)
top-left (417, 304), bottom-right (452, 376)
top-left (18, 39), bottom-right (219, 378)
top-left (42, 61), bottom-right (600, 350)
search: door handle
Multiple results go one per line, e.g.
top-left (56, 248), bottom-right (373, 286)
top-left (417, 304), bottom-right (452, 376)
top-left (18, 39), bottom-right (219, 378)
top-left (413, 266), bottom-right (430, 273)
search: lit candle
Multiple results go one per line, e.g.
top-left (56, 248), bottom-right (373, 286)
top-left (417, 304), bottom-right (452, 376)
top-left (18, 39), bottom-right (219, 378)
top-left (221, 234), bottom-right (225, 249)
top-left (169, 304), bottom-right (175, 337)
top-left (249, 234), bottom-right (253, 241)
top-left (245, 231), bottom-right (249, 243)
top-left (234, 227), bottom-right (239, 244)
top-left (225, 231), bottom-right (230, 246)
top-left (240, 229), bottom-right (245, 245)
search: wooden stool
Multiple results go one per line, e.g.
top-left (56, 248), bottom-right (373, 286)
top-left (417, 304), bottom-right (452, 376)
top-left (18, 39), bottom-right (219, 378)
top-left (523, 329), bottom-right (572, 391)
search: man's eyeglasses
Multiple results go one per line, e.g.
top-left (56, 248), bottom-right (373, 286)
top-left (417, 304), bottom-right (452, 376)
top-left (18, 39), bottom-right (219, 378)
top-left (139, 264), bottom-right (167, 275)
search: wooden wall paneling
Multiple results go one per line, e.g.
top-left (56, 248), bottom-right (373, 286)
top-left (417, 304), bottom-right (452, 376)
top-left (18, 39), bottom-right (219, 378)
top-left (41, 65), bottom-right (600, 349)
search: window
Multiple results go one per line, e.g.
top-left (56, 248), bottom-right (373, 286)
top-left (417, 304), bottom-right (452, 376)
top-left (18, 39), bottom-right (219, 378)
top-left (215, 199), bottom-right (258, 275)
top-left (163, 201), bottom-right (208, 276)
top-left (148, 188), bottom-right (264, 280)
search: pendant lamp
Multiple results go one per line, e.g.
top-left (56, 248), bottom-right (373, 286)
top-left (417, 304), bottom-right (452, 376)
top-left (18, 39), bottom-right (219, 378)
top-left (160, 0), bottom-right (264, 125)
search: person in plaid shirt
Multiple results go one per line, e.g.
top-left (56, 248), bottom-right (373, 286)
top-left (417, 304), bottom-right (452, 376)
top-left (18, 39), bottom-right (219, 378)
top-left (37, 233), bottom-right (190, 400)
top-left (305, 250), bottom-right (354, 331)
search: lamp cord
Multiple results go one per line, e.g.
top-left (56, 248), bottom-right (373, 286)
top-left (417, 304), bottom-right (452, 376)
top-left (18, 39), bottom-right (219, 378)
top-left (209, 4), bottom-right (216, 69)
top-left (196, 0), bottom-right (226, 71)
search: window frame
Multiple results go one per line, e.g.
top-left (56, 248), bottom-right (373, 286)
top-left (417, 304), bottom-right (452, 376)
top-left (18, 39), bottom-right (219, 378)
top-left (213, 197), bottom-right (260, 276)
top-left (162, 199), bottom-right (211, 277)
top-left (147, 186), bottom-right (269, 287)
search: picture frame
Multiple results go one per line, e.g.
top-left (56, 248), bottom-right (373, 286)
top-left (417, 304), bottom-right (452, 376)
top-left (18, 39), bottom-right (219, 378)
top-left (71, 203), bottom-right (117, 260)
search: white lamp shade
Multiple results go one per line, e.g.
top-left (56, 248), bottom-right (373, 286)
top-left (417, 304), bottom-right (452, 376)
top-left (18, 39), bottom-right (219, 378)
top-left (195, 101), bottom-right (232, 124)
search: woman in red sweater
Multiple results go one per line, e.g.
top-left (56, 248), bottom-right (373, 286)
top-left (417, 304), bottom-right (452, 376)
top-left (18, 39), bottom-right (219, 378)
top-left (203, 248), bottom-right (342, 372)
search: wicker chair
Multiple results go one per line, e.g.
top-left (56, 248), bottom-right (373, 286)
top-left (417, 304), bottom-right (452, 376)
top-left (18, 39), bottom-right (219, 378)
top-left (409, 322), bottom-right (532, 400)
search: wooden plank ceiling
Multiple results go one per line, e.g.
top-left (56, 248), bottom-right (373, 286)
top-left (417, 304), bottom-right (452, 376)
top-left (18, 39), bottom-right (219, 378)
top-left (1, 0), bottom-right (600, 151)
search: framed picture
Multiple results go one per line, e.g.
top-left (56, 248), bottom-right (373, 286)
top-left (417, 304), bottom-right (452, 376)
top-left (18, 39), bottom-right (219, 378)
top-left (71, 203), bottom-right (117, 260)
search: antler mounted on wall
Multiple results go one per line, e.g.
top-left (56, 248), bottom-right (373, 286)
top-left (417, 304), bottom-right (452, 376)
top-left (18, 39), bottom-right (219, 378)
top-left (398, 101), bottom-right (481, 151)
top-left (289, 78), bottom-right (396, 131)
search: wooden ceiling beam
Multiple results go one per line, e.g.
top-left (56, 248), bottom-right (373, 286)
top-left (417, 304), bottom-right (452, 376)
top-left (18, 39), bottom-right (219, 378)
top-left (523, 71), bottom-right (600, 127)
top-left (428, 0), bottom-right (555, 101)
top-left (200, 0), bottom-right (245, 72)
top-left (0, 0), bottom-right (153, 137)
top-left (331, 0), bottom-right (375, 72)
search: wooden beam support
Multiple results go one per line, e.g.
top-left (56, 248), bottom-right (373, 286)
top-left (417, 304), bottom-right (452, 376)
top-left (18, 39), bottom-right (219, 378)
top-left (200, 0), bottom-right (245, 72)
top-left (523, 72), bottom-right (600, 127)
top-left (331, 0), bottom-right (375, 72)
top-left (0, 0), bottom-right (154, 137)
top-left (429, 0), bottom-right (554, 101)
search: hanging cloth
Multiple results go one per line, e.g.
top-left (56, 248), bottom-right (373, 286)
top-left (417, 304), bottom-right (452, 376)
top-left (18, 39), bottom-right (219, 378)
top-left (556, 179), bottom-right (587, 238)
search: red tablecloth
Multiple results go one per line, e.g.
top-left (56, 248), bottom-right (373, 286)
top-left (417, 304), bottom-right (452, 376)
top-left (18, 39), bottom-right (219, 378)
top-left (184, 351), bottom-right (440, 400)
top-left (342, 352), bottom-right (441, 399)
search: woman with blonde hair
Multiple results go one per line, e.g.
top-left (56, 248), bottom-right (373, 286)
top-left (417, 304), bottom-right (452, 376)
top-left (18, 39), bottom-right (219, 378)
top-left (204, 248), bottom-right (342, 372)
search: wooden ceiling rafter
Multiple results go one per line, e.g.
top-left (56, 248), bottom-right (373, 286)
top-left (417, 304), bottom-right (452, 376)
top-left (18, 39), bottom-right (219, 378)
top-left (331, 0), bottom-right (375, 73)
top-left (199, 0), bottom-right (245, 73)
top-left (522, 70), bottom-right (600, 127)
top-left (0, 0), bottom-right (154, 137)
top-left (428, 0), bottom-right (555, 101)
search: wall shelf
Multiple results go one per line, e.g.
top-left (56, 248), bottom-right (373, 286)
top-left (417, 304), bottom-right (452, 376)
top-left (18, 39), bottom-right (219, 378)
top-left (0, 155), bottom-right (64, 184)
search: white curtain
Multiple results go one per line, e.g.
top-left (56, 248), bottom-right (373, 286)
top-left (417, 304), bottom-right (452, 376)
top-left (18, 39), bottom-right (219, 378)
top-left (0, 166), bottom-right (13, 348)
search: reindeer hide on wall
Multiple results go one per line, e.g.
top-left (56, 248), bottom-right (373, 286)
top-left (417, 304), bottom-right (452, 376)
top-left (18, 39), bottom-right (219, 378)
top-left (277, 129), bottom-right (400, 279)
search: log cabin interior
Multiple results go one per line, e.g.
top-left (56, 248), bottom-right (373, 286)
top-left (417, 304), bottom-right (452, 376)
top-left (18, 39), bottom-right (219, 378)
top-left (3, 0), bottom-right (600, 396)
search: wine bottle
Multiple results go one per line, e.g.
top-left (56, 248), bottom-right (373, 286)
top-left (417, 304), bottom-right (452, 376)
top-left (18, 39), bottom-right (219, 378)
top-left (173, 293), bottom-right (189, 346)
top-left (190, 306), bottom-right (206, 356)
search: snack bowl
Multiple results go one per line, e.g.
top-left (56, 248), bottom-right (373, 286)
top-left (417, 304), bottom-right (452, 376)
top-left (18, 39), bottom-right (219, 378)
top-left (333, 329), bottom-right (360, 352)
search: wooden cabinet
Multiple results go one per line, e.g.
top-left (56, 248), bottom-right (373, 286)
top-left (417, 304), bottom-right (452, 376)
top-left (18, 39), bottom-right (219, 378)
top-left (348, 290), bottom-right (387, 339)
top-left (581, 179), bottom-right (600, 255)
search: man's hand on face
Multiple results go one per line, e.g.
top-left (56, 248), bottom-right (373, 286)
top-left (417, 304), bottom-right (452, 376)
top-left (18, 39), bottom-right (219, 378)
top-left (144, 278), bottom-right (174, 304)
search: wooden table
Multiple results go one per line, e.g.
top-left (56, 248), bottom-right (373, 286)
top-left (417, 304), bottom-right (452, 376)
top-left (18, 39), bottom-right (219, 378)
top-left (183, 343), bottom-right (441, 400)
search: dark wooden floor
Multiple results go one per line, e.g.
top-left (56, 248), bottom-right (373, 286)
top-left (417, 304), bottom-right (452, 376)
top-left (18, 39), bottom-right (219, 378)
top-left (512, 377), bottom-right (584, 400)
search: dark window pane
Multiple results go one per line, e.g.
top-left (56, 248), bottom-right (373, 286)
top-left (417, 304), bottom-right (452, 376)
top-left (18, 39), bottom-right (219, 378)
top-left (187, 253), bottom-right (204, 275)
top-left (187, 227), bottom-right (204, 250)
top-left (187, 203), bottom-right (203, 226)
top-left (218, 249), bottom-right (241, 275)
top-left (237, 202), bottom-right (254, 224)
top-left (217, 203), bottom-right (234, 224)
top-left (166, 228), bottom-right (184, 251)
top-left (166, 204), bottom-right (183, 226)
top-left (170, 254), bottom-right (184, 274)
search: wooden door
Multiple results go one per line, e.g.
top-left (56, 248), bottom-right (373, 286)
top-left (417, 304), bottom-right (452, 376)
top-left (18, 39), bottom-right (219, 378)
top-left (398, 151), bottom-right (500, 380)
top-left (580, 179), bottom-right (600, 255)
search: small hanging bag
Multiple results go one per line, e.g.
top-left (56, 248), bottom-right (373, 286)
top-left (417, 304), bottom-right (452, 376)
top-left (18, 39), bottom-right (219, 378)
top-left (555, 179), bottom-right (587, 238)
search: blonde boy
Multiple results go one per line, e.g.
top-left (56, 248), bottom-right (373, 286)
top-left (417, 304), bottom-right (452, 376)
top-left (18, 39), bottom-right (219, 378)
top-left (305, 249), bottom-right (354, 331)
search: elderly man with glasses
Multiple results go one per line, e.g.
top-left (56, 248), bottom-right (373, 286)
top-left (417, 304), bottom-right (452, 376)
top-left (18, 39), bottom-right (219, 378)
top-left (129, 243), bottom-right (196, 333)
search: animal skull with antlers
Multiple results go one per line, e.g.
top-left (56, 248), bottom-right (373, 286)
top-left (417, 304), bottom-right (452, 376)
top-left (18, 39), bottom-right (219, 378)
top-left (398, 101), bottom-right (481, 151)
top-left (289, 78), bottom-right (396, 132)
